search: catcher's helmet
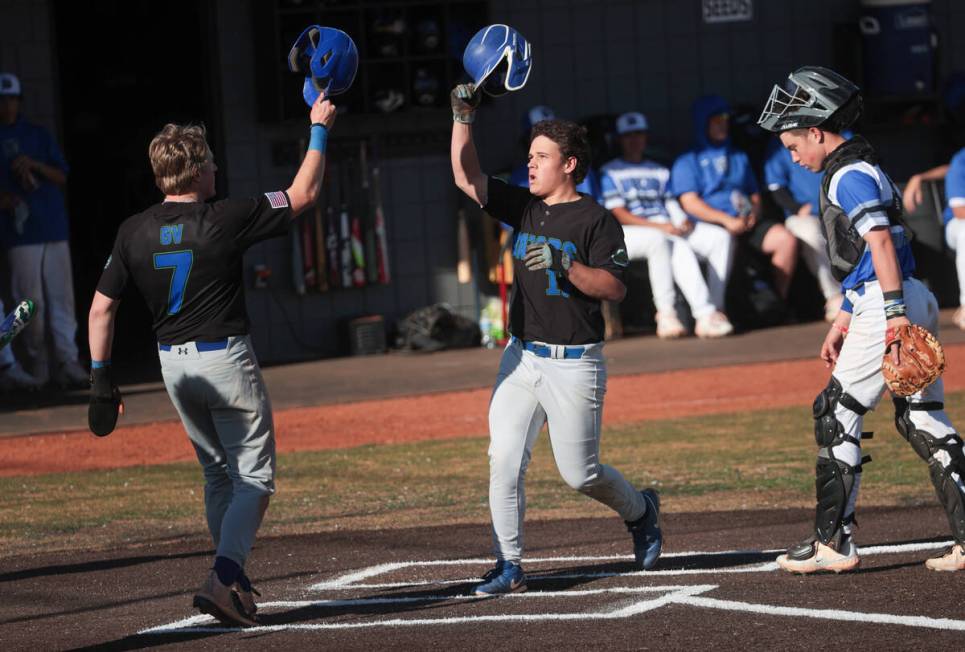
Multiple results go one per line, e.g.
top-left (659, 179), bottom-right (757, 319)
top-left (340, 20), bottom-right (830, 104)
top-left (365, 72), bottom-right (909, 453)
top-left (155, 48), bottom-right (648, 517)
top-left (462, 24), bottom-right (532, 97)
top-left (758, 66), bottom-right (861, 133)
top-left (288, 25), bottom-right (359, 106)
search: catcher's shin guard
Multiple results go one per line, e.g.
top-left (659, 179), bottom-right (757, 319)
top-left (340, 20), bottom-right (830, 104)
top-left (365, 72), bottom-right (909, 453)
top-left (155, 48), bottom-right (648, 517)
top-left (894, 398), bottom-right (965, 544)
top-left (812, 377), bottom-right (870, 544)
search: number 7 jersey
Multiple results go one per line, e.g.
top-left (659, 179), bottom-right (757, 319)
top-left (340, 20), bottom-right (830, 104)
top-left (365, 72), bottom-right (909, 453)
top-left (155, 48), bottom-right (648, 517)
top-left (96, 193), bottom-right (292, 345)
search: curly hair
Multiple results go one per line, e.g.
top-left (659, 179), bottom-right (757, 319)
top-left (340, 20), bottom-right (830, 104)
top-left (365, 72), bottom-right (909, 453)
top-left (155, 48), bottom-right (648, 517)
top-left (530, 119), bottom-right (591, 184)
top-left (148, 123), bottom-right (211, 195)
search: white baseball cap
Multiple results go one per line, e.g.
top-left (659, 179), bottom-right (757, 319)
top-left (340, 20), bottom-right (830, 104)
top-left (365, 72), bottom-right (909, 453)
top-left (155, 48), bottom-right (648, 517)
top-left (0, 73), bottom-right (22, 96)
top-left (616, 111), bottom-right (649, 134)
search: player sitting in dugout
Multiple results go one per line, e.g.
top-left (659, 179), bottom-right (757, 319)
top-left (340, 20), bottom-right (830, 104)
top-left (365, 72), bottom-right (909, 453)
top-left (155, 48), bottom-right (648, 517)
top-left (764, 131), bottom-right (848, 323)
top-left (671, 95), bottom-right (798, 308)
top-left (600, 111), bottom-right (733, 339)
top-left (903, 152), bottom-right (965, 332)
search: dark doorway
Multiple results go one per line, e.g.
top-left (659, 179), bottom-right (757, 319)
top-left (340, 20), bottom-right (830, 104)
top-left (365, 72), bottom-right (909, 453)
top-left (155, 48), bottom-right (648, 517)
top-left (52, 0), bottom-right (223, 382)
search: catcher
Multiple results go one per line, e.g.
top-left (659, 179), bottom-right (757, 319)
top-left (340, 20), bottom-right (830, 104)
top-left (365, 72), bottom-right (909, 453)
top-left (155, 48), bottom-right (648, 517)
top-left (758, 66), bottom-right (965, 573)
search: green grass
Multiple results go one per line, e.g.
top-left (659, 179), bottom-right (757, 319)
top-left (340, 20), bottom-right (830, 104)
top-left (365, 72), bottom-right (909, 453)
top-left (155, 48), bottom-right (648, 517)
top-left (1, 390), bottom-right (960, 559)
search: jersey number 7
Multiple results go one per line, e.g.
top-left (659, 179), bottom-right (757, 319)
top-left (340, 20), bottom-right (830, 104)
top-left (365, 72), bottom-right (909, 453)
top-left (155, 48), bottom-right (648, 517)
top-left (154, 250), bottom-right (194, 314)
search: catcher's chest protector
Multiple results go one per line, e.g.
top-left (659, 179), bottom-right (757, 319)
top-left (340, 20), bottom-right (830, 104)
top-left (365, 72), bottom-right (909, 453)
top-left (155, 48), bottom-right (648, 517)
top-left (818, 137), bottom-right (907, 281)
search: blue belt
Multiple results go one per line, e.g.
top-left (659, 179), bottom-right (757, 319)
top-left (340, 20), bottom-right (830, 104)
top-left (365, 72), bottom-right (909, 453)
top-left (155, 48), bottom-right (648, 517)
top-left (512, 336), bottom-right (586, 359)
top-left (159, 339), bottom-right (228, 352)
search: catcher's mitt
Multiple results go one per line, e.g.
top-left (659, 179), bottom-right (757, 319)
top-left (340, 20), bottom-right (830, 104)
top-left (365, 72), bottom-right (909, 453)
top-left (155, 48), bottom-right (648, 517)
top-left (882, 324), bottom-right (945, 397)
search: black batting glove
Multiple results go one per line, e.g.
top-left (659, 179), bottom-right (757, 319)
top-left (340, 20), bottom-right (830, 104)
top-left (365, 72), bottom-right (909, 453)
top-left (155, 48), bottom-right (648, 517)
top-left (88, 366), bottom-right (122, 437)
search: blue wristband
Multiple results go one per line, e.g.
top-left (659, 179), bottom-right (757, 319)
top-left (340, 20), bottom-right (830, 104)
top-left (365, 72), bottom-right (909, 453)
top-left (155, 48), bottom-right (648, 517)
top-left (91, 359), bottom-right (110, 369)
top-left (308, 124), bottom-right (328, 153)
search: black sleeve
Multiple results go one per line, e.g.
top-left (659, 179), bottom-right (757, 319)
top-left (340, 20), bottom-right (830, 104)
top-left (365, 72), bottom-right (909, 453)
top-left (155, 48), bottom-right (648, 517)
top-left (95, 227), bottom-right (131, 300)
top-left (220, 192), bottom-right (294, 250)
top-left (482, 177), bottom-right (531, 230)
top-left (770, 187), bottom-right (803, 215)
top-left (587, 210), bottom-right (628, 283)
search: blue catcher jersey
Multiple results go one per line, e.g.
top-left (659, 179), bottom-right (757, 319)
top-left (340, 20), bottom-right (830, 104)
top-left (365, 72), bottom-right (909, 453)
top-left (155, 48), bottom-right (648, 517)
top-left (599, 158), bottom-right (672, 222)
top-left (828, 162), bottom-right (916, 290)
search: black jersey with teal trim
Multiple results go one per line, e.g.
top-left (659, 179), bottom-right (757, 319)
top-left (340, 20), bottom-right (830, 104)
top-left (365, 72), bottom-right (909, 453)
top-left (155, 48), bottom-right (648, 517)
top-left (484, 177), bottom-right (627, 345)
top-left (97, 193), bottom-right (292, 345)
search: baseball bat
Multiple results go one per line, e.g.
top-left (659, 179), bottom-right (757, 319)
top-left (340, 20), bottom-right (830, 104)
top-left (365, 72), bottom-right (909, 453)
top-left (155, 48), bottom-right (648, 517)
top-left (339, 164), bottom-right (353, 289)
top-left (0, 299), bottom-right (35, 350)
top-left (326, 165), bottom-right (340, 289)
top-left (371, 152), bottom-right (391, 284)
top-left (291, 219), bottom-right (306, 295)
top-left (360, 140), bottom-right (379, 284)
top-left (314, 185), bottom-right (328, 293)
top-left (456, 208), bottom-right (471, 284)
top-left (349, 156), bottom-right (366, 287)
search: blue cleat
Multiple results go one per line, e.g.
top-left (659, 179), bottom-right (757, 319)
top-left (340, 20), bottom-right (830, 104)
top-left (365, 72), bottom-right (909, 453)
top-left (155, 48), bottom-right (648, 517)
top-left (474, 560), bottom-right (527, 595)
top-left (626, 489), bottom-right (662, 570)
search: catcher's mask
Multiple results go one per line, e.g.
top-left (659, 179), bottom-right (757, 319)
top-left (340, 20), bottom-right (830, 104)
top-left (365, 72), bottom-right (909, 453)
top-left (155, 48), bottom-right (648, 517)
top-left (462, 24), bottom-right (532, 97)
top-left (288, 25), bottom-right (359, 106)
top-left (758, 66), bottom-right (861, 134)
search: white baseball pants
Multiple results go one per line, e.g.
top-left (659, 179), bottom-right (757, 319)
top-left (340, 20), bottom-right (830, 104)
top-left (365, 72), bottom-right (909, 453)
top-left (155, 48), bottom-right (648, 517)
top-left (487, 338), bottom-right (646, 563)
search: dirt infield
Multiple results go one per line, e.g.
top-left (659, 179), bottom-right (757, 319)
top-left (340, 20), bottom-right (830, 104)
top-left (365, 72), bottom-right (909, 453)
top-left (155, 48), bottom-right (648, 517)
top-left (6, 343), bottom-right (965, 477)
top-left (4, 332), bottom-right (965, 649)
top-left (1, 506), bottom-right (961, 650)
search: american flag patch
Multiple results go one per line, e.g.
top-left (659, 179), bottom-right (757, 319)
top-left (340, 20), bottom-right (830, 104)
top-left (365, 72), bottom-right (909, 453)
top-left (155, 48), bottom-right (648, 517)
top-left (265, 191), bottom-right (289, 209)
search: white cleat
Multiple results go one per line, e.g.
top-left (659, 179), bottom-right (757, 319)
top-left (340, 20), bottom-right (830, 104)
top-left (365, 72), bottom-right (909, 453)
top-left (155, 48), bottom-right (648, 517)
top-left (954, 307), bottom-right (965, 332)
top-left (824, 295), bottom-right (844, 323)
top-left (925, 543), bottom-right (965, 571)
top-left (695, 311), bottom-right (734, 338)
top-left (655, 311), bottom-right (686, 339)
top-left (777, 536), bottom-right (860, 574)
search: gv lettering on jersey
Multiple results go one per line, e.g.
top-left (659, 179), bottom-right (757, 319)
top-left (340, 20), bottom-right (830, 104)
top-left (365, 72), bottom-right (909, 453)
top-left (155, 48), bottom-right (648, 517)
top-left (160, 224), bottom-right (184, 246)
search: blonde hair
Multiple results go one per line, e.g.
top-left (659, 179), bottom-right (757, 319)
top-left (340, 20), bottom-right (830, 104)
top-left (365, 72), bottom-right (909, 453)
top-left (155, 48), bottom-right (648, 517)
top-left (148, 123), bottom-right (211, 195)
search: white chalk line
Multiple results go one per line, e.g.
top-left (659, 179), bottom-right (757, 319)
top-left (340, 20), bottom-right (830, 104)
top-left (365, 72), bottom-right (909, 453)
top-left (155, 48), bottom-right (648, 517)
top-left (310, 539), bottom-right (952, 591)
top-left (138, 539), bottom-right (960, 636)
top-left (139, 585), bottom-right (713, 634)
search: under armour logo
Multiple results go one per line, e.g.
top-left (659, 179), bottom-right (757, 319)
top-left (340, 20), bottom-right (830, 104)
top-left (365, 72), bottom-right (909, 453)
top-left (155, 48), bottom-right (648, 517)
top-left (178, 347), bottom-right (188, 355)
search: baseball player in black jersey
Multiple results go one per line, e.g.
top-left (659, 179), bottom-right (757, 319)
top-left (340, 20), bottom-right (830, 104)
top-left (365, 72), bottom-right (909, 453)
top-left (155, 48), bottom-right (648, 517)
top-left (450, 84), bottom-right (662, 595)
top-left (87, 93), bottom-right (336, 626)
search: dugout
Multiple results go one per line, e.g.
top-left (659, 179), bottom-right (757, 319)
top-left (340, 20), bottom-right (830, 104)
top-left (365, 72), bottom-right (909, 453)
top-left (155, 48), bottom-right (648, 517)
top-left (4, 0), bottom-right (965, 368)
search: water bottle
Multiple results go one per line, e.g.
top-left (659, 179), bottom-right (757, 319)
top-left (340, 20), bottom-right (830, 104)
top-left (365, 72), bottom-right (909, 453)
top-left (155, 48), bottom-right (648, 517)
top-left (479, 314), bottom-right (493, 348)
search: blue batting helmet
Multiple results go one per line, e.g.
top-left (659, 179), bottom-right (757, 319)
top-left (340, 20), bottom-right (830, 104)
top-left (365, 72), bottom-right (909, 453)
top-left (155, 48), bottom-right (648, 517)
top-left (462, 24), bottom-right (532, 97)
top-left (288, 25), bottom-right (359, 106)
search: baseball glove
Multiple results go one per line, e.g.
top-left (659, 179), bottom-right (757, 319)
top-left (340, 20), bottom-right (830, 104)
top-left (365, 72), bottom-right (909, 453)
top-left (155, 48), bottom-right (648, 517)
top-left (882, 324), bottom-right (945, 397)
top-left (88, 366), bottom-right (122, 437)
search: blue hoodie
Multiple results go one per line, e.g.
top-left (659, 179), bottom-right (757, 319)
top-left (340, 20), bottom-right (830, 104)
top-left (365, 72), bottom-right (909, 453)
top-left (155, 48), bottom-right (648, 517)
top-left (670, 95), bottom-right (758, 217)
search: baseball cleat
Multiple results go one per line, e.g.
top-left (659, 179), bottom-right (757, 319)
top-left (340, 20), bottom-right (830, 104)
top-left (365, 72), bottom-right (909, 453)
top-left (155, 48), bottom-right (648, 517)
top-left (695, 311), bottom-right (734, 338)
top-left (655, 311), bottom-right (686, 339)
top-left (925, 543), bottom-right (965, 571)
top-left (193, 570), bottom-right (257, 627)
top-left (777, 534), bottom-right (859, 574)
top-left (233, 575), bottom-right (261, 615)
top-left (626, 488), bottom-right (662, 570)
top-left (824, 295), bottom-right (844, 323)
top-left (53, 359), bottom-right (89, 389)
top-left (474, 561), bottom-right (526, 595)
